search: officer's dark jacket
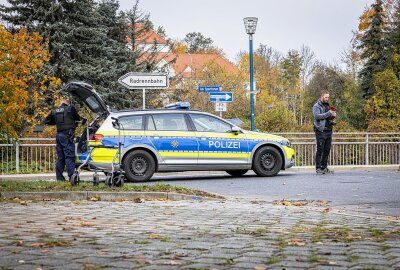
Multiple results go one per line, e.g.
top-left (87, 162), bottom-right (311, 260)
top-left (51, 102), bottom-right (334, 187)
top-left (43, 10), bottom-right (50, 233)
top-left (312, 99), bottom-right (332, 132)
top-left (44, 103), bottom-right (81, 132)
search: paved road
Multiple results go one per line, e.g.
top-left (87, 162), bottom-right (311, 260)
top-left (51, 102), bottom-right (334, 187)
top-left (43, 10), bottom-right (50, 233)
top-left (148, 169), bottom-right (400, 217)
top-left (1, 199), bottom-right (399, 269)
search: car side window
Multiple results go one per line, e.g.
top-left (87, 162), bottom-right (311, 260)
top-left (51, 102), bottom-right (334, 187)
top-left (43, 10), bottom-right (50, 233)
top-left (119, 115), bottom-right (143, 130)
top-left (151, 114), bottom-right (188, 131)
top-left (190, 114), bottom-right (232, 132)
top-left (147, 115), bottom-right (156, 131)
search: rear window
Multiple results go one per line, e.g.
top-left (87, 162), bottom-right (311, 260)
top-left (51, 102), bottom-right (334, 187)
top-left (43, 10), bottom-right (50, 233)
top-left (118, 115), bottom-right (144, 130)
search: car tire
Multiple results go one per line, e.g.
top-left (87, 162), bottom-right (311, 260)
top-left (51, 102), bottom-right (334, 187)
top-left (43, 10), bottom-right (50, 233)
top-left (123, 150), bottom-right (155, 182)
top-left (252, 146), bottom-right (282, 177)
top-left (226, 170), bottom-right (248, 177)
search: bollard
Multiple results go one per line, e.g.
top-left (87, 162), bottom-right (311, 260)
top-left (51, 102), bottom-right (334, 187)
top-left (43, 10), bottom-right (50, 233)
top-left (365, 134), bottom-right (369, 165)
top-left (15, 141), bottom-right (20, 173)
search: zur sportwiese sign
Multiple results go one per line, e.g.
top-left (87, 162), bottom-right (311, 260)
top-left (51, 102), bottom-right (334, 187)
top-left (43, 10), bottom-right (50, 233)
top-left (118, 72), bottom-right (168, 89)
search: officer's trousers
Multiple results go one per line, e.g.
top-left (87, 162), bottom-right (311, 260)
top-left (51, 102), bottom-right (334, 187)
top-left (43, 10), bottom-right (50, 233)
top-left (55, 131), bottom-right (75, 180)
top-left (315, 129), bottom-right (332, 170)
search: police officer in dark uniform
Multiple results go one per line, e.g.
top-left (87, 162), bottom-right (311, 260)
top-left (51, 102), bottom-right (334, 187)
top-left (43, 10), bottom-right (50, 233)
top-left (44, 98), bottom-right (81, 181)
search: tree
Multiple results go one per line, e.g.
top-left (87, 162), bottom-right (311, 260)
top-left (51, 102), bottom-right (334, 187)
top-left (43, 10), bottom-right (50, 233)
top-left (365, 52), bottom-right (400, 131)
top-left (183, 32), bottom-right (214, 53)
top-left (357, 0), bottom-right (388, 98)
top-left (387, 0), bottom-right (400, 57)
top-left (279, 50), bottom-right (302, 123)
top-left (0, 0), bottom-right (168, 110)
top-left (254, 91), bottom-right (298, 132)
top-left (299, 45), bottom-right (316, 125)
top-left (0, 25), bottom-right (60, 138)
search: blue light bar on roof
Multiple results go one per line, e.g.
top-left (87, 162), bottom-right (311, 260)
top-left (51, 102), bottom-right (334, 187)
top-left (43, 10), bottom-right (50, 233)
top-left (164, 102), bottom-right (191, 110)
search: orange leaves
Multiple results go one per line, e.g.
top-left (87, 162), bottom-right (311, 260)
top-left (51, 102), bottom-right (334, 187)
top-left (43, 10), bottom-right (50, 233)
top-left (0, 24), bottom-right (60, 137)
top-left (358, 8), bottom-right (376, 32)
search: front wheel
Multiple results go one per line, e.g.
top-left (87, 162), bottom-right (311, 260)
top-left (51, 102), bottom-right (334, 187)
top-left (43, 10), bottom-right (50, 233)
top-left (226, 170), bottom-right (248, 177)
top-left (252, 146), bottom-right (282, 177)
top-left (123, 150), bottom-right (155, 182)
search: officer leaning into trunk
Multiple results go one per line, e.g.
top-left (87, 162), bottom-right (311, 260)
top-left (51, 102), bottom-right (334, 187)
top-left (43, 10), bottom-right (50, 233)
top-left (44, 98), bottom-right (81, 181)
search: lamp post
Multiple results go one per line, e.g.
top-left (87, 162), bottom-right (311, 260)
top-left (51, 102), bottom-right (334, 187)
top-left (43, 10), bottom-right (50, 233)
top-left (243, 17), bottom-right (258, 131)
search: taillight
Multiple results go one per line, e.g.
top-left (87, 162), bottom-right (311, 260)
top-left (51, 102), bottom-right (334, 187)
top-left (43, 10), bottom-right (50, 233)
top-left (89, 134), bottom-right (104, 142)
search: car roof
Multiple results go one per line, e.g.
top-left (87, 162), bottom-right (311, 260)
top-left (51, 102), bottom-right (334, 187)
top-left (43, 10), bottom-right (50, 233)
top-left (109, 109), bottom-right (203, 116)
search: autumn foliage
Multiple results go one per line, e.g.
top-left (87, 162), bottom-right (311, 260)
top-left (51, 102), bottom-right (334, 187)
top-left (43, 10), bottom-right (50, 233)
top-left (0, 25), bottom-right (60, 138)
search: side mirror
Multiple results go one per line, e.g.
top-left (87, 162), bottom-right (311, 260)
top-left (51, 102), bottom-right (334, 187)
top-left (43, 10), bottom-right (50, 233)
top-left (231, 126), bottom-right (240, 135)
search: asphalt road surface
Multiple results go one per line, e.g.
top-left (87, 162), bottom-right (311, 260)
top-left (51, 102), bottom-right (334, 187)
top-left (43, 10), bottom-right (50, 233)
top-left (148, 169), bottom-right (400, 217)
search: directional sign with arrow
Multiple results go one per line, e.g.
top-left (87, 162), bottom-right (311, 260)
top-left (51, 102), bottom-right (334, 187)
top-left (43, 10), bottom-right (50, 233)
top-left (209, 92), bottom-right (233, 102)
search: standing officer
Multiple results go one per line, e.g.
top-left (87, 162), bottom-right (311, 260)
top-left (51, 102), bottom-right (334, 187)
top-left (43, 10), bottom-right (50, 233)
top-left (45, 98), bottom-right (81, 181)
top-left (312, 90), bottom-right (336, 175)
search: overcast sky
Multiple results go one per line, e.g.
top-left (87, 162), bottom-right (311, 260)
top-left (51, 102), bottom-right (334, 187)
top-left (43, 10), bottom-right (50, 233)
top-left (1, 0), bottom-right (375, 64)
top-left (127, 0), bottom-right (374, 64)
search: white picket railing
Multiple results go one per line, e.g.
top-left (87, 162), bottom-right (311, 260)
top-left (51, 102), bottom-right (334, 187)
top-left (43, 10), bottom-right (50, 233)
top-left (0, 133), bottom-right (399, 174)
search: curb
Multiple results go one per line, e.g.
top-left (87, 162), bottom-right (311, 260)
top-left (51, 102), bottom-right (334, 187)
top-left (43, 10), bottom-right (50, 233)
top-left (0, 165), bottom-right (399, 181)
top-left (0, 191), bottom-right (219, 202)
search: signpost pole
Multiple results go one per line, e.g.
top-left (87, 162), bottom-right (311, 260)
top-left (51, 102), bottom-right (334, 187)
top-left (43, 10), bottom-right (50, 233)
top-left (142, 88), bottom-right (146, 109)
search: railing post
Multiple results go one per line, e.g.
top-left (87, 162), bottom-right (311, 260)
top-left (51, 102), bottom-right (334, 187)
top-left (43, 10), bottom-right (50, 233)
top-left (365, 133), bottom-right (369, 165)
top-left (15, 140), bottom-right (20, 173)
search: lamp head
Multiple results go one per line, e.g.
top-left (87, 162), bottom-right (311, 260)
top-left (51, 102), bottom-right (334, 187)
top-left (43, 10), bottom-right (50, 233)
top-left (243, 17), bottom-right (258, 35)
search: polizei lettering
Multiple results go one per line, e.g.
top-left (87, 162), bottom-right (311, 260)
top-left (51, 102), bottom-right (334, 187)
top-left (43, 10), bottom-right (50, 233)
top-left (208, 140), bottom-right (240, 149)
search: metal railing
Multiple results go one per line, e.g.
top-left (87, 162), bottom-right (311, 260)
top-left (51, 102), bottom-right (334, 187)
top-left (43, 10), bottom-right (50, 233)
top-left (273, 132), bottom-right (400, 167)
top-left (1, 133), bottom-right (399, 174)
top-left (0, 138), bottom-right (56, 174)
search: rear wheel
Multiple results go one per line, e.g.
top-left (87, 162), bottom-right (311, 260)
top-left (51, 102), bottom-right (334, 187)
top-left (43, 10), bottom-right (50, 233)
top-left (123, 150), bottom-right (155, 182)
top-left (226, 170), bottom-right (248, 177)
top-left (252, 146), bottom-right (282, 177)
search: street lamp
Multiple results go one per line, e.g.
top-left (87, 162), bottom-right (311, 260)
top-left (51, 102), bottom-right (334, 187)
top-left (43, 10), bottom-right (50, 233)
top-left (243, 17), bottom-right (258, 131)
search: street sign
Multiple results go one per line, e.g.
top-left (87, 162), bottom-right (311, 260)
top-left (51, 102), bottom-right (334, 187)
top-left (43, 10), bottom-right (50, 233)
top-left (198, 86), bottom-right (221, 92)
top-left (118, 72), bottom-right (168, 89)
top-left (215, 102), bottom-right (227, 112)
top-left (209, 92), bottom-right (233, 102)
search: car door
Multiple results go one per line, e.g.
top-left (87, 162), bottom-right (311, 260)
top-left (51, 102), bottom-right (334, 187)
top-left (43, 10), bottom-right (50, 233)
top-left (189, 113), bottom-right (249, 165)
top-left (145, 113), bottom-right (198, 165)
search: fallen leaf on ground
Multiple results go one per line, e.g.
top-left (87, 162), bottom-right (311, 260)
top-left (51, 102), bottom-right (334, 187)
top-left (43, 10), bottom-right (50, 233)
top-left (148, 234), bottom-right (161, 239)
top-left (289, 239), bottom-right (306, 246)
top-left (254, 266), bottom-right (267, 270)
top-left (31, 243), bottom-right (47, 248)
top-left (134, 255), bottom-right (151, 265)
top-left (83, 263), bottom-right (98, 270)
top-left (79, 221), bottom-right (95, 227)
top-left (16, 240), bottom-right (24, 246)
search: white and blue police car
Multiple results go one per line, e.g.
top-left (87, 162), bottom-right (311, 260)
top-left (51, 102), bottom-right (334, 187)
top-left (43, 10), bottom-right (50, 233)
top-left (65, 82), bottom-right (295, 182)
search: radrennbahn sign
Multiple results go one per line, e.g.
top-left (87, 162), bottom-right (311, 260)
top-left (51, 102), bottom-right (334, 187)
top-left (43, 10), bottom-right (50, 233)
top-left (118, 72), bottom-right (168, 89)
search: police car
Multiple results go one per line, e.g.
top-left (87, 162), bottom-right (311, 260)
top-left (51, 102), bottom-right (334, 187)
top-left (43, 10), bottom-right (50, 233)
top-left (66, 82), bottom-right (295, 182)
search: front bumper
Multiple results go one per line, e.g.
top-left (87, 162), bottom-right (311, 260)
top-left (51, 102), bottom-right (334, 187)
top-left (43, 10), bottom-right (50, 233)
top-left (283, 146), bottom-right (295, 169)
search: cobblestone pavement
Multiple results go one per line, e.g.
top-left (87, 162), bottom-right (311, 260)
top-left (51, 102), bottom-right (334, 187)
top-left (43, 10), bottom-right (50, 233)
top-left (0, 199), bottom-right (399, 270)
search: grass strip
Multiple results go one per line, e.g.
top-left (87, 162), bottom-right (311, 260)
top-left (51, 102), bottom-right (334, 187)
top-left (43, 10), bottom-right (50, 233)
top-left (0, 180), bottom-right (223, 198)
